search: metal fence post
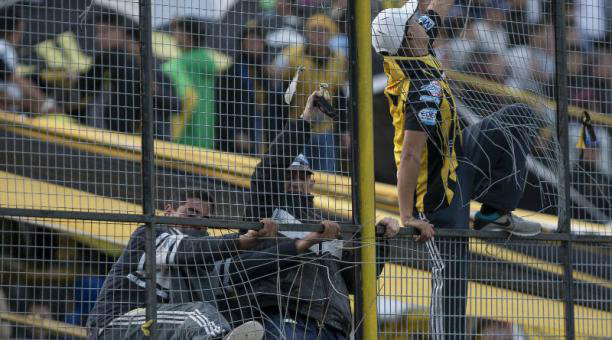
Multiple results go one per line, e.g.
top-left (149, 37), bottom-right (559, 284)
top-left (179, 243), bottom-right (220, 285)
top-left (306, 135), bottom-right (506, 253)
top-left (553, 2), bottom-right (575, 339)
top-left (348, 0), bottom-right (363, 337)
top-left (139, 0), bottom-right (157, 337)
top-left (353, 0), bottom-right (377, 339)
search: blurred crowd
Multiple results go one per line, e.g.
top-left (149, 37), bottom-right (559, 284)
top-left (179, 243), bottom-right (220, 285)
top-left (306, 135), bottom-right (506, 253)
top-left (1, 0), bottom-right (610, 175)
top-left (436, 0), bottom-right (612, 116)
top-left (0, 0), bottom-right (353, 172)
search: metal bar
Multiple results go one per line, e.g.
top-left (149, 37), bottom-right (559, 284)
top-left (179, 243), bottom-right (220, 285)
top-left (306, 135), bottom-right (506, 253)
top-left (553, 2), bottom-right (575, 339)
top-left (397, 227), bottom-right (612, 242)
top-left (0, 209), bottom-right (147, 222)
top-left (553, 0), bottom-right (572, 235)
top-left (347, 0), bottom-right (364, 337)
top-left (0, 207), bottom-right (362, 231)
top-left (354, 0), bottom-right (377, 338)
top-left (2, 207), bottom-right (611, 242)
top-left (139, 0), bottom-right (157, 337)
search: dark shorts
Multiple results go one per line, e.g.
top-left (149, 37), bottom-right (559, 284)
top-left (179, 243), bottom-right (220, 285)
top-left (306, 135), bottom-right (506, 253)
top-left (95, 302), bottom-right (231, 340)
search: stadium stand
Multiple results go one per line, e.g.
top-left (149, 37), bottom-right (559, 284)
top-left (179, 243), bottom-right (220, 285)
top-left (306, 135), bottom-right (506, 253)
top-left (0, 0), bottom-right (610, 338)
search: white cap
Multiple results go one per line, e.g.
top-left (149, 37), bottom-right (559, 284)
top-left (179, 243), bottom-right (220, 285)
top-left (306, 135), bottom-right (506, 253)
top-left (371, 1), bottom-right (419, 55)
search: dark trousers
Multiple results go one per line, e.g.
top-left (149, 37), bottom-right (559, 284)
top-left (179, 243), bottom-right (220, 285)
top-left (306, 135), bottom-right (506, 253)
top-left (424, 104), bottom-right (537, 339)
top-left (95, 302), bottom-right (231, 340)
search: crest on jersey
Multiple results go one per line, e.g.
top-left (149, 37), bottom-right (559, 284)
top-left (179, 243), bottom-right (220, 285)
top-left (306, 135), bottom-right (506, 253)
top-left (418, 108), bottom-right (438, 126)
top-left (421, 81), bottom-right (443, 98)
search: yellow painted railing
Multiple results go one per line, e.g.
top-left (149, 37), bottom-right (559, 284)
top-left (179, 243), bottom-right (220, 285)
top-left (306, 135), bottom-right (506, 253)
top-left (0, 312), bottom-right (87, 339)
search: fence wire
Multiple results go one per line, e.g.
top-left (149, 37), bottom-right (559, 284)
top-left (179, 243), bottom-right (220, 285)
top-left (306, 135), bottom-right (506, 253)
top-left (0, 0), bottom-right (610, 339)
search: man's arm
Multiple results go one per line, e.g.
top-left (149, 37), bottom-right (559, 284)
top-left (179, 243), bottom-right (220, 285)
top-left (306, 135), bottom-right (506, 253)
top-left (398, 79), bottom-right (441, 241)
top-left (216, 222), bottom-right (341, 286)
top-left (157, 219), bottom-right (275, 266)
top-left (398, 129), bottom-right (426, 223)
top-left (247, 118), bottom-right (311, 218)
top-left (398, 130), bottom-right (434, 242)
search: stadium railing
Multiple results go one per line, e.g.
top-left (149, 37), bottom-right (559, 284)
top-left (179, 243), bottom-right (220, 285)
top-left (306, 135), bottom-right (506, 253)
top-left (3, 171), bottom-right (610, 338)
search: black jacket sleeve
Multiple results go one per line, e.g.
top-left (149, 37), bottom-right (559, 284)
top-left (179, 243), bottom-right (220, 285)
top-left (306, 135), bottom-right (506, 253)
top-left (216, 64), bottom-right (255, 151)
top-left (219, 239), bottom-right (300, 286)
top-left (163, 233), bottom-right (243, 265)
top-left (153, 65), bottom-right (180, 140)
top-left (246, 119), bottom-right (312, 220)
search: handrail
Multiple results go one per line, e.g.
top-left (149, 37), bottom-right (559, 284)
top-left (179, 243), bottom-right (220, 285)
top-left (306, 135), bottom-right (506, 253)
top-left (2, 164), bottom-right (610, 293)
top-left (0, 312), bottom-right (87, 339)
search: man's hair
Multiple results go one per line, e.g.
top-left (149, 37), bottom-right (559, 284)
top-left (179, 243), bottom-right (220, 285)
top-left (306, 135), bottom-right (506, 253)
top-left (178, 188), bottom-right (215, 214)
top-left (240, 19), bottom-right (263, 40)
top-left (171, 16), bottom-right (206, 47)
top-left (91, 9), bottom-right (139, 40)
top-left (0, 5), bottom-right (22, 40)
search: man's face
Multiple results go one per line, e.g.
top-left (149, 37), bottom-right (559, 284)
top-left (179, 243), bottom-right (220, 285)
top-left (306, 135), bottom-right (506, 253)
top-left (276, 0), bottom-right (292, 15)
top-left (400, 15), bottom-right (429, 56)
top-left (172, 26), bottom-right (193, 49)
top-left (164, 198), bottom-right (211, 231)
top-left (95, 23), bottom-right (127, 50)
top-left (12, 20), bottom-right (25, 44)
top-left (307, 25), bottom-right (332, 48)
top-left (594, 53), bottom-right (612, 79)
top-left (285, 170), bottom-right (315, 194)
top-left (242, 32), bottom-right (265, 56)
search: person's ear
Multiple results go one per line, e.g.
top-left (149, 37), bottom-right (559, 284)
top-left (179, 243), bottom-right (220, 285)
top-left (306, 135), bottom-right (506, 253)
top-left (164, 204), bottom-right (174, 216)
top-left (308, 178), bottom-right (316, 191)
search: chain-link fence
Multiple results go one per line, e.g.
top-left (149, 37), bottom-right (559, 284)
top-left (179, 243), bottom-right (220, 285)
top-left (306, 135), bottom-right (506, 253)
top-left (0, 0), bottom-right (610, 339)
top-left (371, 0), bottom-right (612, 339)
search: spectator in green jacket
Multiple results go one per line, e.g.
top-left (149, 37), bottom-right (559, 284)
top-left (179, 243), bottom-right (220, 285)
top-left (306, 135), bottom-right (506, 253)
top-left (164, 17), bottom-right (217, 149)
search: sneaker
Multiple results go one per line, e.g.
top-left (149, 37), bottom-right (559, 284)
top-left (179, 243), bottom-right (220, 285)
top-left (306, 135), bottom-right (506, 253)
top-left (474, 212), bottom-right (542, 237)
top-left (223, 321), bottom-right (264, 340)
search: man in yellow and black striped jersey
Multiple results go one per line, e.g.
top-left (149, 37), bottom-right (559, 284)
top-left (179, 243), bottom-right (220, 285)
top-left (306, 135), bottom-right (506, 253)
top-left (372, 0), bottom-right (542, 338)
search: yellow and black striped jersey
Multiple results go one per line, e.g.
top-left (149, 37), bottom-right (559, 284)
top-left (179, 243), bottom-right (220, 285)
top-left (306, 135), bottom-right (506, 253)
top-left (383, 54), bottom-right (461, 214)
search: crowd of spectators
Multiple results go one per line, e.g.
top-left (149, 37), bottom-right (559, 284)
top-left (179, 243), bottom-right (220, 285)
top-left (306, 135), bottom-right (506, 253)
top-left (0, 0), bottom-right (353, 172)
top-left (1, 0), bottom-right (609, 173)
top-left (435, 0), bottom-right (611, 115)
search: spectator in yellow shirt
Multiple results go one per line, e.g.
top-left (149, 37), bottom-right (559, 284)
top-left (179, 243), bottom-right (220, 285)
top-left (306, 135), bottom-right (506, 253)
top-left (270, 14), bottom-right (347, 172)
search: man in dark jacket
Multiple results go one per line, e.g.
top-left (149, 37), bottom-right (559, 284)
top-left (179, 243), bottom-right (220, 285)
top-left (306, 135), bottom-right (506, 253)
top-left (78, 10), bottom-right (178, 138)
top-left (244, 91), bottom-right (400, 340)
top-left (87, 188), bottom-right (338, 340)
top-left (216, 20), bottom-right (286, 154)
